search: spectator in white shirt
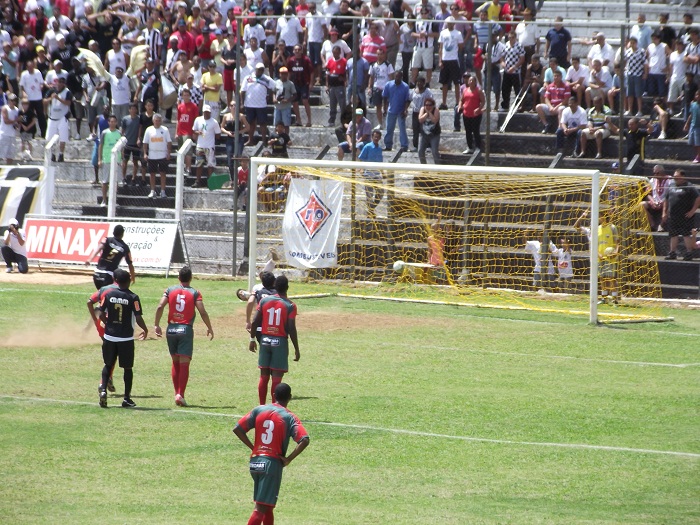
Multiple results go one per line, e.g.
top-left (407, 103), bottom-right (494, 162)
top-left (587, 33), bottom-right (615, 68)
top-left (566, 56), bottom-right (589, 105)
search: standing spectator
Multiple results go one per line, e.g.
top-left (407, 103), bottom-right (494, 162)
top-left (273, 67), bottom-right (296, 134)
top-left (2, 218), bottom-right (28, 274)
top-left (584, 59), bottom-right (612, 109)
top-left (263, 5), bottom-right (278, 61)
top-left (65, 57), bottom-right (85, 139)
top-left (337, 107), bottom-right (372, 160)
top-left (668, 40), bottom-right (687, 117)
top-left (45, 76), bottom-right (72, 161)
top-left (108, 66), bottom-right (132, 124)
top-left (630, 14), bottom-right (652, 51)
top-left (382, 70), bottom-right (410, 152)
top-left (195, 26), bottom-right (214, 68)
top-left (1, 41), bottom-right (19, 95)
top-left (201, 61), bottom-right (223, 120)
top-left (515, 8), bottom-right (538, 77)
top-left (271, 40), bottom-right (289, 79)
top-left (578, 95), bottom-right (616, 159)
top-left (175, 89), bottom-right (198, 176)
top-left (410, 76), bottom-right (433, 151)
top-left (544, 16), bottom-right (572, 68)
top-left (662, 169), bottom-right (700, 260)
top-left (221, 100), bottom-right (249, 173)
top-left (173, 19), bottom-right (196, 60)
top-left (625, 36), bottom-right (646, 117)
top-left (97, 114), bottom-right (122, 206)
top-left (121, 103), bottom-right (141, 185)
top-left (18, 98), bottom-right (38, 161)
top-left (607, 64), bottom-right (623, 115)
top-left (153, 266), bottom-right (214, 407)
top-left (232, 382), bottom-right (309, 525)
top-left (358, 129), bottom-right (385, 215)
top-left (243, 15), bottom-right (266, 50)
top-left (142, 15), bottom-right (163, 65)
top-left (325, 45), bottom-right (347, 127)
top-left (501, 30), bottom-right (525, 111)
top-left (19, 59), bottom-right (46, 135)
top-left (277, 7), bottom-right (304, 56)
top-left (523, 54), bottom-right (544, 110)
top-left (459, 73), bottom-right (485, 154)
top-left (287, 44), bottom-right (313, 127)
top-left (360, 21), bottom-right (386, 65)
top-left (220, 32), bottom-right (238, 105)
top-left (646, 32), bottom-right (670, 99)
top-left (487, 31), bottom-right (507, 110)
top-left (685, 90), bottom-right (700, 163)
top-left (330, 1), bottom-right (358, 50)
top-left (244, 37), bottom-right (268, 74)
top-left (418, 97), bottom-right (440, 164)
top-left (268, 122), bottom-right (292, 158)
top-left (399, 16), bottom-right (416, 83)
top-left (368, 48), bottom-right (393, 129)
top-left (305, 2), bottom-right (328, 87)
top-left (380, 9), bottom-right (400, 69)
top-left (192, 105), bottom-right (221, 187)
top-left (104, 38), bottom-right (128, 76)
top-left (657, 13), bottom-right (676, 49)
top-left (437, 17), bottom-right (463, 111)
top-left (587, 32), bottom-right (615, 68)
top-left (136, 57), bottom-right (163, 112)
top-left (142, 112), bottom-right (172, 199)
top-left (684, 28), bottom-right (699, 88)
top-left (555, 97), bottom-right (586, 156)
top-left (97, 268), bottom-right (148, 409)
top-left (346, 53), bottom-right (370, 107)
top-left (565, 57), bottom-right (589, 107)
top-left (536, 70), bottom-right (569, 133)
top-left (241, 63), bottom-right (275, 146)
top-left (642, 165), bottom-right (670, 231)
top-left (410, 6), bottom-right (438, 87)
top-left (0, 93), bottom-right (19, 164)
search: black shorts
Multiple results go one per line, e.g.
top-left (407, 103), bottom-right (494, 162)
top-left (93, 272), bottom-right (114, 290)
top-left (148, 158), bottom-right (169, 174)
top-left (102, 339), bottom-right (135, 369)
top-left (123, 145), bottom-right (141, 162)
top-left (294, 83), bottom-right (310, 100)
top-left (439, 60), bottom-right (462, 86)
top-left (668, 214), bottom-right (695, 237)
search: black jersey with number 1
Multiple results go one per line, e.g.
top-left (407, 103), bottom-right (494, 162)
top-left (96, 236), bottom-right (133, 274)
top-left (100, 287), bottom-right (143, 341)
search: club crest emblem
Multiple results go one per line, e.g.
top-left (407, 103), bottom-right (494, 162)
top-left (295, 190), bottom-right (332, 239)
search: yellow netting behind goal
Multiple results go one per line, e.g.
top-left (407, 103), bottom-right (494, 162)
top-left (253, 160), bottom-right (666, 323)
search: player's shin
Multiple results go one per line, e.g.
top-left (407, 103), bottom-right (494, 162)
top-left (258, 375), bottom-right (270, 405)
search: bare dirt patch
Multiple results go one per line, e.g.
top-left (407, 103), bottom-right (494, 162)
top-left (0, 268), bottom-right (93, 286)
top-left (1, 318), bottom-right (99, 348)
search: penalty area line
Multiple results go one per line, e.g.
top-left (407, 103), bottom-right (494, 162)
top-left (1, 395), bottom-right (698, 459)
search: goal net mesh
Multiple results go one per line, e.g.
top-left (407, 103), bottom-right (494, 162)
top-left (253, 160), bottom-right (664, 323)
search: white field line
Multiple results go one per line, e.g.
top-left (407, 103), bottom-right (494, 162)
top-left (1, 395), bottom-right (698, 459)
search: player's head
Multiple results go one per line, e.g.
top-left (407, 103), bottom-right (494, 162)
top-left (114, 268), bottom-right (130, 287)
top-left (274, 382), bottom-right (292, 404)
top-left (260, 271), bottom-right (276, 289)
top-left (113, 224), bottom-right (125, 238)
top-left (179, 266), bottom-right (192, 283)
top-left (274, 274), bottom-right (289, 294)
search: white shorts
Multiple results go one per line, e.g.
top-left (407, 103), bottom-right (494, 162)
top-left (205, 101), bottom-right (220, 120)
top-left (668, 76), bottom-right (684, 104)
top-left (46, 117), bottom-right (69, 143)
top-left (411, 47), bottom-right (434, 70)
top-left (581, 127), bottom-right (611, 139)
top-left (0, 136), bottom-right (17, 159)
top-left (100, 162), bottom-right (112, 184)
top-left (195, 147), bottom-right (216, 168)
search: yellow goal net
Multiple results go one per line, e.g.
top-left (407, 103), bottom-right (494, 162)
top-left (248, 159), bottom-right (667, 324)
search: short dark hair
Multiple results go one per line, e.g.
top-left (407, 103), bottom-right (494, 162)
top-left (179, 266), bottom-right (192, 283)
top-left (113, 224), bottom-right (125, 237)
top-left (260, 271), bottom-right (276, 289)
top-left (274, 382), bottom-right (292, 403)
top-left (274, 274), bottom-right (289, 294)
top-left (114, 268), bottom-right (130, 286)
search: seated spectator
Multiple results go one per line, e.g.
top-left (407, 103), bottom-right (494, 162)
top-left (650, 97), bottom-right (670, 140)
top-left (578, 95), bottom-right (618, 159)
top-left (555, 97), bottom-right (586, 156)
top-left (565, 57), bottom-right (588, 107)
top-left (536, 70), bottom-right (569, 133)
top-left (268, 122), bottom-right (291, 158)
top-left (684, 90), bottom-right (700, 164)
top-left (337, 108), bottom-right (372, 160)
top-left (585, 58), bottom-right (612, 109)
top-left (681, 72), bottom-right (698, 124)
top-left (523, 54), bottom-right (544, 110)
top-left (607, 64), bottom-right (622, 114)
top-left (625, 117), bottom-right (654, 172)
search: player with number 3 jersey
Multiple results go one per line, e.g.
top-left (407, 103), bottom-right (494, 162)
top-left (154, 266), bottom-right (214, 407)
top-left (249, 275), bottom-right (300, 405)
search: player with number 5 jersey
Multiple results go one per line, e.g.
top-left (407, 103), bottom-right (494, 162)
top-left (249, 275), bottom-right (300, 405)
top-left (154, 266), bottom-right (214, 407)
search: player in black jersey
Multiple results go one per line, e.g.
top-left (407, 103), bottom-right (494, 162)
top-left (98, 269), bottom-right (148, 408)
top-left (86, 224), bottom-right (136, 290)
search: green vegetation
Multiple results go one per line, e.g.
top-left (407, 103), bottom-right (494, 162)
top-left (1, 276), bottom-right (698, 524)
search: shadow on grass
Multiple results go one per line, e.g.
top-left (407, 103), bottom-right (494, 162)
top-left (291, 396), bottom-right (318, 401)
top-left (186, 405), bottom-right (239, 410)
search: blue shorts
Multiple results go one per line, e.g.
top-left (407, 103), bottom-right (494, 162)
top-left (274, 107), bottom-right (292, 127)
top-left (91, 142), bottom-right (99, 167)
top-left (339, 141), bottom-right (366, 153)
top-left (308, 42), bottom-right (322, 67)
top-left (626, 75), bottom-right (644, 98)
top-left (245, 106), bottom-right (268, 124)
top-left (689, 125), bottom-right (700, 146)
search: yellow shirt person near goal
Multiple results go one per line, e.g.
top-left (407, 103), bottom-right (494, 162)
top-left (201, 64), bottom-right (223, 119)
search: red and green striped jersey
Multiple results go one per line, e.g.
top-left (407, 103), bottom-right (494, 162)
top-left (236, 403), bottom-right (309, 460)
top-left (164, 284), bottom-right (201, 326)
top-left (257, 295), bottom-right (297, 338)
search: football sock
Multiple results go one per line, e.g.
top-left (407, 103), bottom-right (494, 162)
top-left (262, 508), bottom-right (274, 524)
top-left (100, 364), bottom-right (111, 391)
top-left (258, 375), bottom-right (270, 405)
top-left (247, 510), bottom-right (264, 525)
top-left (123, 369), bottom-right (133, 398)
top-left (179, 361), bottom-right (190, 396)
top-left (271, 376), bottom-right (282, 403)
top-left (171, 361), bottom-right (180, 394)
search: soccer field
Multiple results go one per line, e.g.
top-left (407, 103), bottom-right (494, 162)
top-left (1, 273), bottom-right (698, 524)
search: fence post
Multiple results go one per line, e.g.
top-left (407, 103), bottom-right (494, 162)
top-left (176, 138), bottom-right (193, 222)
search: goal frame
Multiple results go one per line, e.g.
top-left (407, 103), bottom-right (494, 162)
top-left (248, 157), bottom-right (650, 325)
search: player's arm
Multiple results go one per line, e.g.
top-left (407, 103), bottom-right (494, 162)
top-left (288, 318), bottom-right (300, 361)
top-left (127, 261), bottom-right (136, 284)
top-left (233, 424), bottom-right (255, 451)
top-left (86, 239), bottom-right (106, 265)
top-left (195, 299), bottom-right (214, 340)
top-left (153, 295), bottom-right (168, 337)
top-left (282, 435), bottom-right (309, 467)
top-left (245, 295), bottom-right (256, 332)
top-left (135, 313), bottom-right (149, 340)
top-left (249, 308), bottom-right (262, 352)
top-left (87, 295), bottom-right (100, 324)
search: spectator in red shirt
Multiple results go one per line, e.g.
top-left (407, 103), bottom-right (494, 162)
top-left (28, 7), bottom-right (49, 41)
top-left (176, 88), bottom-right (199, 175)
top-left (535, 70), bottom-right (570, 133)
top-left (287, 44), bottom-right (313, 127)
top-left (360, 22), bottom-right (387, 65)
top-left (195, 26), bottom-right (214, 67)
top-left (174, 19), bottom-right (196, 60)
top-left (326, 45), bottom-right (348, 126)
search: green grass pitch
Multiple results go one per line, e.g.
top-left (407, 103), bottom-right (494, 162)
top-left (0, 274), bottom-right (698, 524)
